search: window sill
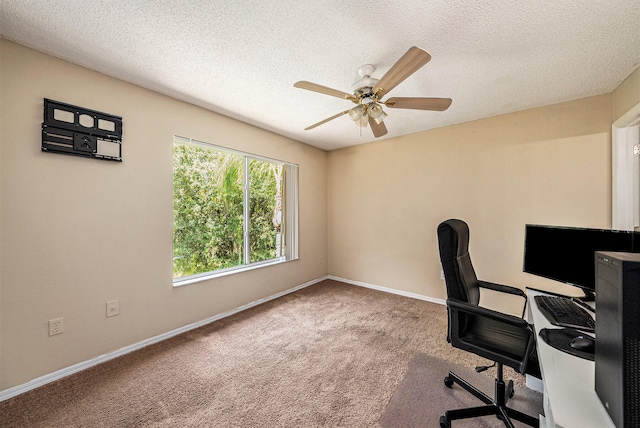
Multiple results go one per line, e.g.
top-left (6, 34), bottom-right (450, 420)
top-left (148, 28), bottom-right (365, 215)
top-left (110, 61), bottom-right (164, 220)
top-left (172, 257), bottom-right (287, 287)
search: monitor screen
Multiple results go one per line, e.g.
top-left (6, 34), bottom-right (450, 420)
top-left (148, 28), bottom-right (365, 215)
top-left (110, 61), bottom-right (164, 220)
top-left (523, 224), bottom-right (639, 295)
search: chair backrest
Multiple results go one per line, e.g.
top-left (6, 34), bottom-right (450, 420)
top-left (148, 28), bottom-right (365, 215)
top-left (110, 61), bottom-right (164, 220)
top-left (437, 219), bottom-right (538, 376)
top-left (437, 219), bottom-right (481, 305)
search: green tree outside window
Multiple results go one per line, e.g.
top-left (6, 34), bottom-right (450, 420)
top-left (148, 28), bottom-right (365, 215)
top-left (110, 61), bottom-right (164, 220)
top-left (173, 142), bottom-right (284, 279)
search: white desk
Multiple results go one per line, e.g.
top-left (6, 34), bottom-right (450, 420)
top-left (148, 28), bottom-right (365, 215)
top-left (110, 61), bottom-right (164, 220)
top-left (526, 289), bottom-right (614, 428)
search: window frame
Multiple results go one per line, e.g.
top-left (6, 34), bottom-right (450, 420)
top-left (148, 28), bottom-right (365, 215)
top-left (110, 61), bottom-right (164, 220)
top-left (172, 136), bottom-right (299, 287)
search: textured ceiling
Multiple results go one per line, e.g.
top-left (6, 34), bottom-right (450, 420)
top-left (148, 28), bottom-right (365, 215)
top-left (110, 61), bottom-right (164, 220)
top-left (2, 1), bottom-right (640, 151)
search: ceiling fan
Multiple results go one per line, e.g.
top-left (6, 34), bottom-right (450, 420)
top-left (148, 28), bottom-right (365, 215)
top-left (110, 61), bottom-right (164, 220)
top-left (294, 46), bottom-right (452, 138)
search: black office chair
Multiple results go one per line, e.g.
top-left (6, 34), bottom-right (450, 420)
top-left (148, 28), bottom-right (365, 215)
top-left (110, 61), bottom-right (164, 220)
top-left (437, 219), bottom-right (540, 428)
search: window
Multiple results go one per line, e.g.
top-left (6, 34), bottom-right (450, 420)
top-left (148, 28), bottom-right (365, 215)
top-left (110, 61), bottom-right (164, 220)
top-left (172, 136), bottom-right (298, 285)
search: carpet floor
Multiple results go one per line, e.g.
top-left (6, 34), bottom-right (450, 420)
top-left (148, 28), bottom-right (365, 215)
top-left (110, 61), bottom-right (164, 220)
top-left (381, 352), bottom-right (542, 428)
top-left (0, 279), bottom-right (540, 427)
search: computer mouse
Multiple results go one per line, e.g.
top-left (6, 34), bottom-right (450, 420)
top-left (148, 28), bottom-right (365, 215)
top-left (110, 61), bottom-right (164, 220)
top-left (570, 335), bottom-right (595, 353)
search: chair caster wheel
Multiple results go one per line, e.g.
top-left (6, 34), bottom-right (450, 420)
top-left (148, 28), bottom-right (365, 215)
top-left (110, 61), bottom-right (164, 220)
top-left (439, 415), bottom-right (450, 428)
top-left (444, 376), bottom-right (454, 388)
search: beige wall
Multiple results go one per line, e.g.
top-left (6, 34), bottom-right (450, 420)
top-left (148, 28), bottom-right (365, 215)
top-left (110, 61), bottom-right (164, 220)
top-left (613, 66), bottom-right (640, 120)
top-left (2, 36), bottom-right (639, 395)
top-left (328, 94), bottom-right (613, 309)
top-left (0, 40), bottom-right (328, 390)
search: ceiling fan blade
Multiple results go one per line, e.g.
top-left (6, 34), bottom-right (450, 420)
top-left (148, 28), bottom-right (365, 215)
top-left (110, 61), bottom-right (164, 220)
top-left (294, 81), bottom-right (357, 102)
top-left (372, 47), bottom-right (432, 97)
top-left (384, 97), bottom-right (452, 111)
top-left (368, 116), bottom-right (388, 138)
top-left (304, 110), bottom-right (351, 130)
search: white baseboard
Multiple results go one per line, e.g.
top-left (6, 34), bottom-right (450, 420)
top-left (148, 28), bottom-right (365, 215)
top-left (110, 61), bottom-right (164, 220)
top-left (0, 276), bottom-right (328, 402)
top-left (1, 275), bottom-right (442, 402)
top-left (327, 275), bottom-right (446, 306)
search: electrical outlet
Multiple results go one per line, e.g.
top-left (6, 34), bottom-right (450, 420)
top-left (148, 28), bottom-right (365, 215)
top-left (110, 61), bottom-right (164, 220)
top-left (49, 318), bottom-right (64, 336)
top-left (440, 269), bottom-right (446, 280)
top-left (106, 300), bottom-right (119, 317)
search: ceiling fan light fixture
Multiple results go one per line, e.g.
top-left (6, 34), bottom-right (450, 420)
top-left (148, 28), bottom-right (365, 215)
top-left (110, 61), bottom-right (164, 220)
top-left (373, 111), bottom-right (387, 124)
top-left (358, 115), bottom-right (368, 127)
top-left (368, 102), bottom-right (384, 118)
top-left (368, 102), bottom-right (387, 124)
top-left (348, 105), bottom-right (365, 122)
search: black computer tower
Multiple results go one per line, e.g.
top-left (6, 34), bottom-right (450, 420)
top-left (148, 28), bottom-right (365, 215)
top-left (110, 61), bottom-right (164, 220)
top-left (595, 251), bottom-right (640, 427)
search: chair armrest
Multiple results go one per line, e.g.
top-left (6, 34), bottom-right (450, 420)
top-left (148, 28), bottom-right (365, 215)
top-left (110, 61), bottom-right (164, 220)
top-left (478, 280), bottom-right (526, 298)
top-left (478, 280), bottom-right (528, 317)
top-left (447, 298), bottom-right (530, 328)
top-left (446, 298), bottom-right (537, 374)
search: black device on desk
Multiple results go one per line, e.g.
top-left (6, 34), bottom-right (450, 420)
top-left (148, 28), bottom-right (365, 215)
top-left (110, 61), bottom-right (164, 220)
top-left (534, 294), bottom-right (595, 332)
top-left (595, 252), bottom-right (640, 428)
top-left (523, 225), bottom-right (640, 355)
top-left (523, 225), bottom-right (640, 427)
top-left (523, 224), bottom-right (640, 301)
top-left (538, 327), bottom-right (595, 360)
top-left (533, 293), bottom-right (596, 361)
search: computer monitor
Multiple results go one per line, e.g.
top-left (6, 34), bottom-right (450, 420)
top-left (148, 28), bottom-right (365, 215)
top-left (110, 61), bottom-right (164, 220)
top-left (523, 224), bottom-right (639, 300)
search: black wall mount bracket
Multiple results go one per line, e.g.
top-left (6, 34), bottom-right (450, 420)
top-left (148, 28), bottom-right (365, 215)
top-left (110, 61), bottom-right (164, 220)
top-left (41, 99), bottom-right (123, 162)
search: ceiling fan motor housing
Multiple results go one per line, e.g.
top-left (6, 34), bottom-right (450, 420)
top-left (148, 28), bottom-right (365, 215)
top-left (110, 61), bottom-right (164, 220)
top-left (351, 64), bottom-right (379, 93)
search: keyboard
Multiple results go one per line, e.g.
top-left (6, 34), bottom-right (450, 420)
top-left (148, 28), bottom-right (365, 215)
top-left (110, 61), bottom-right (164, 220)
top-left (534, 295), bottom-right (595, 332)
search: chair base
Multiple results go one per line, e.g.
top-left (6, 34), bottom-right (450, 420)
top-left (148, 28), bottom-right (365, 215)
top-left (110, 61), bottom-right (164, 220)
top-left (439, 368), bottom-right (539, 428)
